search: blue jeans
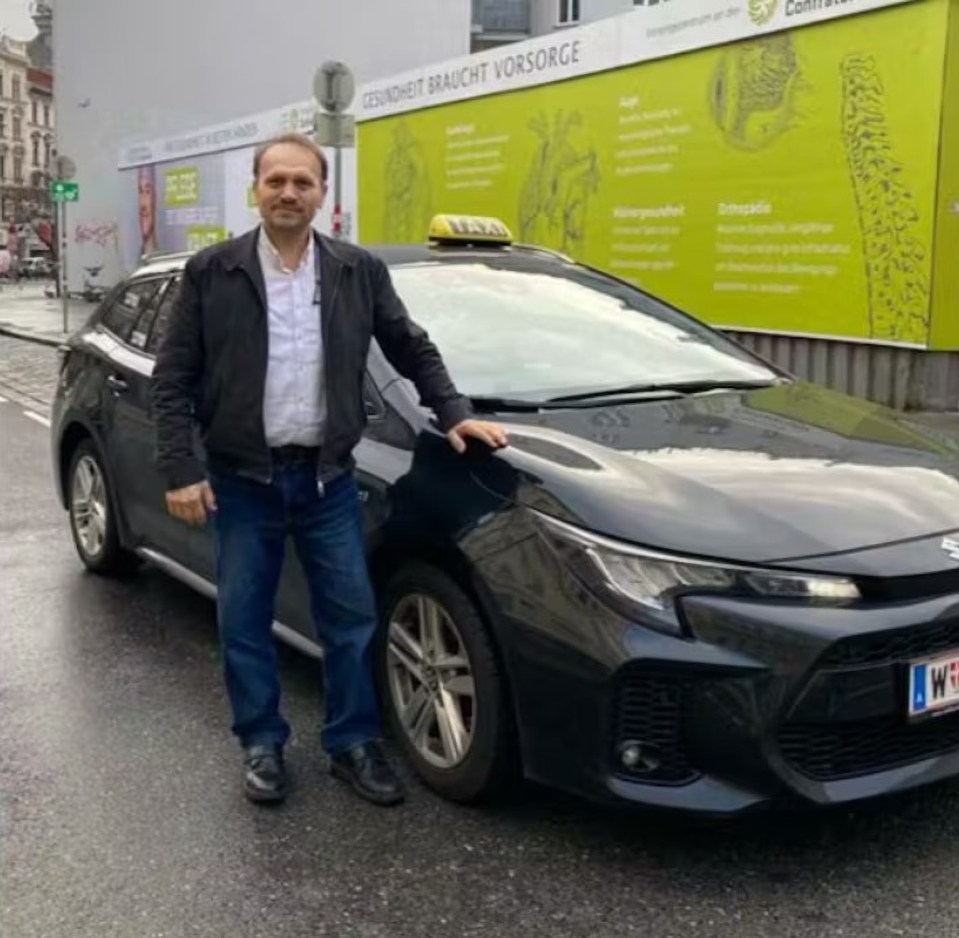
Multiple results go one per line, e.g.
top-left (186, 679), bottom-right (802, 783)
top-left (210, 464), bottom-right (380, 755)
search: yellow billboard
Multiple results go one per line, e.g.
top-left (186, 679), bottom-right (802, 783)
top-left (358, 0), bottom-right (953, 348)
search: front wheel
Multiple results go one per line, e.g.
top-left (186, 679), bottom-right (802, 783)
top-left (66, 439), bottom-right (138, 576)
top-left (377, 563), bottom-right (519, 804)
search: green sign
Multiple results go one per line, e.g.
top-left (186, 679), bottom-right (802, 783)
top-left (165, 166), bottom-right (199, 207)
top-left (50, 180), bottom-right (79, 203)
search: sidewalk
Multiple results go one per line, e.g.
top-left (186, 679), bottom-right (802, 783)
top-left (0, 282), bottom-right (94, 347)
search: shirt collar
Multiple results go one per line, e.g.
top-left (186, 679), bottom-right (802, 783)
top-left (258, 226), bottom-right (313, 275)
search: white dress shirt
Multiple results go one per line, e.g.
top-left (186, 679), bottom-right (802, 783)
top-left (258, 227), bottom-right (326, 448)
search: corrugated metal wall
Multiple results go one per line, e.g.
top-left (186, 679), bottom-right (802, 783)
top-left (725, 332), bottom-right (959, 413)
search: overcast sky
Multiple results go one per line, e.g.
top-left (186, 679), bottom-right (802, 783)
top-left (0, 0), bottom-right (36, 41)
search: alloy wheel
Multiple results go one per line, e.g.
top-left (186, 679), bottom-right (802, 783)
top-left (71, 454), bottom-right (108, 560)
top-left (386, 593), bottom-right (476, 769)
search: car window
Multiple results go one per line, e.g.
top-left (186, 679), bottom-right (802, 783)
top-left (128, 281), bottom-right (170, 351)
top-left (388, 259), bottom-right (778, 399)
top-left (145, 275), bottom-right (182, 355)
top-left (100, 279), bottom-right (163, 344)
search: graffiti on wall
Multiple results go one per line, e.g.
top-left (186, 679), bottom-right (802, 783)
top-left (73, 220), bottom-right (121, 290)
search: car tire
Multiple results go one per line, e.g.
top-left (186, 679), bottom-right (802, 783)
top-left (66, 439), bottom-right (138, 576)
top-left (377, 563), bottom-right (519, 804)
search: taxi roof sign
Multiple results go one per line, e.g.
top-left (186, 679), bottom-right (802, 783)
top-left (428, 214), bottom-right (513, 245)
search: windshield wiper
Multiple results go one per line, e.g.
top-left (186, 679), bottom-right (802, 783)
top-left (469, 395), bottom-right (546, 413)
top-left (547, 378), bottom-right (782, 404)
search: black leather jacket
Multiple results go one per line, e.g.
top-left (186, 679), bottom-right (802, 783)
top-left (151, 228), bottom-right (472, 489)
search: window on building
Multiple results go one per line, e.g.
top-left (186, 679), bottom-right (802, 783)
top-left (0, 154), bottom-right (5, 180)
top-left (12, 77), bottom-right (21, 101)
top-left (44, 104), bottom-right (50, 126)
top-left (0, 112), bottom-right (5, 137)
top-left (0, 72), bottom-right (4, 98)
top-left (13, 156), bottom-right (23, 183)
top-left (31, 137), bottom-right (39, 166)
top-left (44, 139), bottom-right (51, 167)
top-left (558, 0), bottom-right (580, 23)
top-left (13, 115), bottom-right (21, 140)
top-left (31, 99), bottom-right (38, 124)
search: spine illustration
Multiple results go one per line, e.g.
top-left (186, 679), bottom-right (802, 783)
top-left (840, 54), bottom-right (930, 343)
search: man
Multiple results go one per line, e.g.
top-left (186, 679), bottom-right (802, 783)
top-left (151, 132), bottom-right (507, 808)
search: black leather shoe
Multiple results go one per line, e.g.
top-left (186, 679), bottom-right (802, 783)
top-left (330, 741), bottom-right (405, 806)
top-left (243, 744), bottom-right (288, 804)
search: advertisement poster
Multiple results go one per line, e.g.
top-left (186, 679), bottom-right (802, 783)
top-left (357, 0), bottom-right (951, 348)
top-left (120, 137), bottom-right (358, 273)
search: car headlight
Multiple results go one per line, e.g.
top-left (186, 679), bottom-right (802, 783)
top-left (532, 511), bottom-right (859, 636)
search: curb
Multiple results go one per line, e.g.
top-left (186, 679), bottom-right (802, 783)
top-left (0, 325), bottom-right (65, 348)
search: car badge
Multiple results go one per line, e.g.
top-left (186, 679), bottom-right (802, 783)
top-left (941, 536), bottom-right (959, 561)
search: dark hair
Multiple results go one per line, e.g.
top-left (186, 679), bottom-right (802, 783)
top-left (252, 132), bottom-right (329, 182)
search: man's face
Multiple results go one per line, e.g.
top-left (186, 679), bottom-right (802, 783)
top-left (254, 143), bottom-right (326, 233)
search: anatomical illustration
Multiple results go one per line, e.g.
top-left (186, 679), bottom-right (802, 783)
top-left (841, 53), bottom-right (930, 343)
top-left (709, 34), bottom-right (802, 150)
top-left (383, 122), bottom-right (433, 243)
top-left (517, 109), bottom-right (600, 256)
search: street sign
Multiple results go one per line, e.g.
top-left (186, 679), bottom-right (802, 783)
top-left (51, 180), bottom-right (79, 203)
top-left (54, 155), bottom-right (76, 181)
top-left (313, 111), bottom-right (355, 148)
top-left (313, 61), bottom-right (355, 114)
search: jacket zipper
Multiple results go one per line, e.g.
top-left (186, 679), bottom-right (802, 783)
top-left (317, 265), bottom-right (344, 476)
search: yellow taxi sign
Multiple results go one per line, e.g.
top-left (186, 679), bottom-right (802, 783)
top-left (428, 214), bottom-right (513, 245)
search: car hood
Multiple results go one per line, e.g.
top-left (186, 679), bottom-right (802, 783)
top-left (476, 382), bottom-right (959, 568)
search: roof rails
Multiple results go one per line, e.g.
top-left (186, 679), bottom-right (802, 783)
top-left (140, 249), bottom-right (194, 264)
top-left (510, 242), bottom-right (575, 264)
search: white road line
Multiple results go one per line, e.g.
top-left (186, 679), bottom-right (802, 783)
top-left (23, 410), bottom-right (51, 428)
top-left (0, 394), bottom-right (8, 403)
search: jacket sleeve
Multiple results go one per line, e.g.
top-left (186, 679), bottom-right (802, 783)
top-left (368, 254), bottom-right (474, 432)
top-left (150, 259), bottom-right (207, 490)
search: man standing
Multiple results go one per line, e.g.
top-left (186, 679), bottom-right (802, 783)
top-left (151, 133), bottom-right (507, 807)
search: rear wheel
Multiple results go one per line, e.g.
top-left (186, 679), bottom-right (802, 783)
top-left (378, 563), bottom-right (518, 803)
top-left (67, 439), bottom-right (138, 575)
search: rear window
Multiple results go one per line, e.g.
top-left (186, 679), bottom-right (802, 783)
top-left (100, 279), bottom-right (163, 342)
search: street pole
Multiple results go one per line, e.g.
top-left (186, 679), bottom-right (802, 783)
top-left (60, 199), bottom-right (68, 332)
top-left (313, 61), bottom-right (355, 242)
top-left (334, 145), bottom-right (343, 240)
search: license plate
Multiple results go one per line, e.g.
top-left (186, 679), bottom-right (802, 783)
top-left (909, 651), bottom-right (959, 717)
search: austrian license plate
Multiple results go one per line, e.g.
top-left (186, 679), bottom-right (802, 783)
top-left (909, 651), bottom-right (959, 717)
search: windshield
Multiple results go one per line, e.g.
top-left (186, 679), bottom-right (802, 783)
top-left (389, 259), bottom-right (778, 399)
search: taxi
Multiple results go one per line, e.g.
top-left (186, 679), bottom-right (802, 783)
top-left (50, 214), bottom-right (959, 813)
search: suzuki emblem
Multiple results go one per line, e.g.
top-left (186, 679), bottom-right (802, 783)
top-left (941, 536), bottom-right (959, 561)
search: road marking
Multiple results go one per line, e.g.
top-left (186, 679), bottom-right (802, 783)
top-left (0, 395), bottom-right (8, 403)
top-left (23, 410), bottom-right (51, 427)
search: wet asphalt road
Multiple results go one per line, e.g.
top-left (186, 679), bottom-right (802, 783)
top-left (3, 340), bottom-right (959, 938)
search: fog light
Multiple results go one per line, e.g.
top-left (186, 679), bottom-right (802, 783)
top-left (620, 744), bottom-right (642, 768)
top-left (617, 740), bottom-right (661, 773)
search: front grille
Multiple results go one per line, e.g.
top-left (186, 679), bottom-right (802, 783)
top-left (779, 711), bottom-right (959, 781)
top-left (611, 670), bottom-right (698, 785)
top-left (857, 569), bottom-right (959, 603)
top-left (818, 618), bottom-right (959, 668)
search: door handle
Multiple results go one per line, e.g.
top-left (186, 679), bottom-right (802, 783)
top-left (106, 373), bottom-right (128, 393)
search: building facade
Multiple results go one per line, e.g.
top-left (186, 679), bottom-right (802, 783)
top-left (54, 0), bottom-right (472, 291)
top-left (0, 30), bottom-right (54, 261)
top-left (472, 0), bottom-right (649, 46)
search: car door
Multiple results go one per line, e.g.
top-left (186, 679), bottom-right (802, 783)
top-left (104, 274), bottom-right (194, 566)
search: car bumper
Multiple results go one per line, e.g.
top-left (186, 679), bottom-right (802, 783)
top-left (488, 560), bottom-right (959, 814)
